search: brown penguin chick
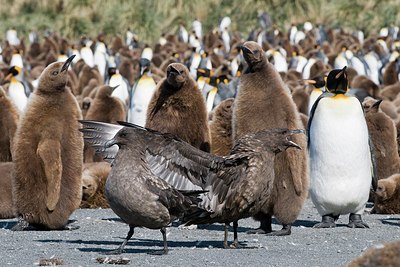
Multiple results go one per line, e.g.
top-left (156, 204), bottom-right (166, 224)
top-left (372, 173), bottom-right (400, 214)
top-left (397, 120), bottom-right (400, 157)
top-left (382, 59), bottom-right (400, 86)
top-left (0, 162), bottom-right (15, 219)
top-left (151, 54), bottom-right (164, 68)
top-left (77, 65), bottom-right (102, 95)
top-left (363, 97), bottom-right (400, 181)
top-left (72, 58), bottom-right (86, 77)
top-left (292, 87), bottom-right (310, 115)
top-left (85, 85), bottom-right (127, 123)
top-left (145, 63), bottom-right (211, 152)
top-left (110, 36), bottom-right (125, 54)
top-left (380, 100), bottom-right (399, 122)
top-left (347, 241), bottom-right (400, 267)
top-left (380, 82), bottom-right (400, 101)
top-left (0, 86), bottom-right (20, 162)
top-left (80, 96), bottom-right (92, 119)
top-left (12, 55), bottom-right (83, 230)
top-left (285, 69), bottom-right (303, 82)
top-left (118, 59), bottom-right (137, 86)
top-left (27, 42), bottom-right (41, 59)
top-left (67, 68), bottom-right (79, 96)
top-left (209, 98), bottom-right (234, 156)
top-left (81, 78), bottom-right (100, 98)
top-left (84, 85), bottom-right (127, 162)
top-left (308, 59), bottom-right (327, 80)
top-left (299, 113), bottom-right (309, 129)
top-left (350, 75), bottom-right (379, 99)
top-left (233, 41), bottom-right (309, 236)
top-left (80, 162), bottom-right (111, 209)
top-left (346, 67), bottom-right (358, 87)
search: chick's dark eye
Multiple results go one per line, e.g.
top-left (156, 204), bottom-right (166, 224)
top-left (52, 71), bottom-right (58, 75)
top-left (120, 132), bottom-right (127, 137)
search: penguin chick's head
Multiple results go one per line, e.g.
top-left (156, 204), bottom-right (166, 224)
top-left (96, 85), bottom-right (118, 98)
top-left (166, 63), bottom-right (188, 89)
top-left (375, 178), bottom-right (396, 201)
top-left (240, 41), bottom-right (266, 71)
top-left (326, 66), bottom-right (348, 94)
top-left (37, 55), bottom-right (75, 93)
top-left (82, 173), bottom-right (98, 200)
top-left (362, 96), bottom-right (382, 113)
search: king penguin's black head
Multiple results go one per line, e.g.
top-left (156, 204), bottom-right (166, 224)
top-left (326, 66), bottom-right (348, 94)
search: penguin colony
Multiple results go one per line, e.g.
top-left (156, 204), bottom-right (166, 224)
top-left (0, 18), bottom-right (400, 261)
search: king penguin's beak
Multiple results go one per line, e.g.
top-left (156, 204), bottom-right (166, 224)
top-left (335, 66), bottom-right (347, 79)
top-left (111, 85), bottom-right (120, 91)
top-left (304, 79), bottom-right (316, 84)
top-left (3, 73), bottom-right (13, 82)
top-left (61, 55), bottom-right (76, 72)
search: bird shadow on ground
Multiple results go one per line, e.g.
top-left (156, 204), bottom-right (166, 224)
top-left (38, 238), bottom-right (256, 254)
top-left (292, 219), bottom-right (320, 228)
top-left (0, 220), bottom-right (17, 229)
top-left (0, 219), bottom-right (78, 230)
top-left (380, 218), bottom-right (400, 226)
top-left (182, 218), bottom-right (322, 232)
top-left (195, 223), bottom-right (251, 232)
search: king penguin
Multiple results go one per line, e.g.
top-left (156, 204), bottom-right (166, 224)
top-left (308, 66), bottom-right (377, 228)
top-left (305, 74), bottom-right (326, 115)
top-left (127, 58), bottom-right (157, 126)
top-left (4, 66), bottom-right (29, 114)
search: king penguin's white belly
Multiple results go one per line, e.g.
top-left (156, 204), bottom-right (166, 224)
top-left (309, 95), bottom-right (371, 216)
top-left (128, 76), bottom-right (156, 126)
top-left (9, 81), bottom-right (27, 113)
top-left (308, 89), bottom-right (323, 115)
top-left (110, 75), bottom-right (129, 104)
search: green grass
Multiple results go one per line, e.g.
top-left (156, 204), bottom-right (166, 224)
top-left (0, 0), bottom-right (399, 44)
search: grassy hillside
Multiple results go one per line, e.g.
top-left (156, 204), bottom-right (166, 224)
top-left (1, 0), bottom-right (400, 43)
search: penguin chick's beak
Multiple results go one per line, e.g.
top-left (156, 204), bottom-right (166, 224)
top-left (240, 45), bottom-right (253, 55)
top-left (168, 65), bottom-right (180, 75)
top-left (111, 84), bottom-right (120, 91)
top-left (61, 55), bottom-right (76, 72)
top-left (372, 99), bottom-right (383, 109)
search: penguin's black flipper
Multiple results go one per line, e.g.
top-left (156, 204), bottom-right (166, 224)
top-left (369, 136), bottom-right (378, 192)
top-left (307, 92), bottom-right (334, 148)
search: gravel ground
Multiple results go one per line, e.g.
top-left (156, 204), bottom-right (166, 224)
top-left (1, 199), bottom-right (399, 267)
